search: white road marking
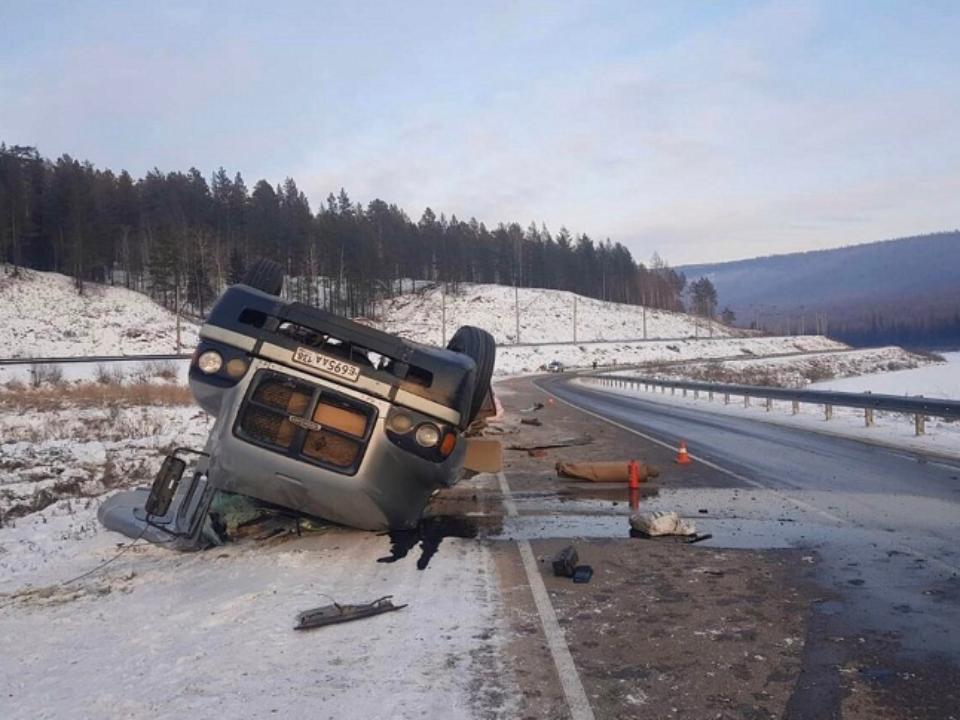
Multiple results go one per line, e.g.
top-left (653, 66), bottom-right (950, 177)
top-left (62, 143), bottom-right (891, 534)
top-left (497, 471), bottom-right (595, 720)
top-left (539, 381), bottom-right (845, 524)
top-left (539, 380), bottom-right (960, 575)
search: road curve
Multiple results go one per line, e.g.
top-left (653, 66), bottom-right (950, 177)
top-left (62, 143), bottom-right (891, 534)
top-left (535, 373), bottom-right (960, 662)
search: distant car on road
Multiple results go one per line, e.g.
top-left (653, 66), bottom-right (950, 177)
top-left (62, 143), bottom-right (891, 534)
top-left (546, 360), bottom-right (565, 373)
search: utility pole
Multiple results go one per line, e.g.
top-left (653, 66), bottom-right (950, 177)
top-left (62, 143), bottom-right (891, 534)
top-left (175, 280), bottom-right (182, 353)
top-left (573, 295), bottom-right (577, 342)
top-left (441, 282), bottom-right (447, 346)
top-left (514, 232), bottom-right (521, 344)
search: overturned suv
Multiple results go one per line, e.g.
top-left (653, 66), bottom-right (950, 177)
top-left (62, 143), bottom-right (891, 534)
top-left (100, 260), bottom-right (495, 548)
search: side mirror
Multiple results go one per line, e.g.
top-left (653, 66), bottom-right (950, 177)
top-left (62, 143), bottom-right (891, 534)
top-left (145, 455), bottom-right (187, 517)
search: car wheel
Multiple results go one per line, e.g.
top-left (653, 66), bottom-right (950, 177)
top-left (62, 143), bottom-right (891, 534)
top-left (242, 258), bottom-right (284, 296)
top-left (447, 325), bottom-right (496, 426)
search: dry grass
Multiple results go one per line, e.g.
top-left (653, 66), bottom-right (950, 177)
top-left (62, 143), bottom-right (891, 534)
top-left (0, 382), bottom-right (193, 411)
top-left (28, 363), bottom-right (64, 388)
top-left (132, 359), bottom-right (178, 382)
top-left (95, 363), bottom-right (126, 385)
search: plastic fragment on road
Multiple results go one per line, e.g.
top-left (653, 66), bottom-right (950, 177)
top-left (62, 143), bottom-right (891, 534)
top-left (508, 435), bottom-right (593, 452)
top-left (630, 511), bottom-right (697, 537)
top-left (294, 595), bottom-right (407, 631)
top-left (552, 545), bottom-right (580, 577)
top-left (556, 460), bottom-right (659, 483)
top-left (520, 417), bottom-right (543, 426)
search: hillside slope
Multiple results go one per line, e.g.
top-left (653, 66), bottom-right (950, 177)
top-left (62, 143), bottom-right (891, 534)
top-left (377, 283), bottom-right (743, 346)
top-left (679, 232), bottom-right (960, 345)
top-left (1, 268), bottom-right (199, 357)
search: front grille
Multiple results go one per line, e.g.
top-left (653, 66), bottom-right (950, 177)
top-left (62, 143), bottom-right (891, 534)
top-left (252, 378), bottom-right (312, 415)
top-left (240, 406), bottom-right (297, 449)
top-left (302, 429), bottom-right (361, 467)
top-left (235, 371), bottom-right (375, 474)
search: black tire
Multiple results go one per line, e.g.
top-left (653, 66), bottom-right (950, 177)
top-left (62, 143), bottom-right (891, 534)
top-left (242, 258), bottom-right (284, 296)
top-left (447, 325), bottom-right (496, 427)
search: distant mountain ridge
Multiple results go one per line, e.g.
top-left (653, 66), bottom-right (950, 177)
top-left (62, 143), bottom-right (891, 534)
top-left (679, 232), bottom-right (960, 348)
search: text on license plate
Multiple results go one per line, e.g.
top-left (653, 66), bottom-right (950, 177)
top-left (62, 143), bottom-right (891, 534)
top-left (292, 347), bottom-right (360, 382)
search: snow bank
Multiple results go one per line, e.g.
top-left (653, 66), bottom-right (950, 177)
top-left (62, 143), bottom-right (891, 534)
top-left (379, 283), bottom-right (745, 346)
top-left (635, 346), bottom-right (937, 388)
top-left (0, 268), bottom-right (198, 358)
top-left (810, 351), bottom-right (960, 400)
top-left (495, 334), bottom-right (847, 376)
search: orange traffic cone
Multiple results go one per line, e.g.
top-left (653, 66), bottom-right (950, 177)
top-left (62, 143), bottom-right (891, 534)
top-left (675, 440), bottom-right (693, 465)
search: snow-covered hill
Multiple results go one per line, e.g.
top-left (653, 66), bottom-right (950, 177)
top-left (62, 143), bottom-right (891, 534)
top-left (377, 283), bottom-right (745, 346)
top-left (1, 268), bottom-right (198, 357)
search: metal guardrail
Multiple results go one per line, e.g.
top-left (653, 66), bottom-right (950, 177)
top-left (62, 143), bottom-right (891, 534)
top-left (0, 353), bottom-right (191, 366)
top-left (582, 373), bottom-right (960, 436)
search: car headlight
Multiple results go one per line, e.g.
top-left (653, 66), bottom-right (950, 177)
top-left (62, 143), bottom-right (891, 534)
top-left (197, 350), bottom-right (223, 375)
top-left (414, 423), bottom-right (441, 447)
top-left (388, 411), bottom-right (414, 433)
top-left (225, 357), bottom-right (249, 379)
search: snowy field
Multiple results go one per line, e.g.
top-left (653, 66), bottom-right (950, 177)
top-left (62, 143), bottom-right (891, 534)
top-left (495, 334), bottom-right (847, 376)
top-left (628, 346), bottom-right (937, 388)
top-left (0, 385), bottom-right (518, 719)
top-left (379, 282), bottom-right (745, 346)
top-left (0, 268), bottom-right (198, 357)
top-left (0, 495), bottom-right (516, 720)
top-left (0, 358), bottom-right (192, 388)
top-left (811, 351), bottom-right (960, 400)
top-left (0, 393), bottom-right (206, 523)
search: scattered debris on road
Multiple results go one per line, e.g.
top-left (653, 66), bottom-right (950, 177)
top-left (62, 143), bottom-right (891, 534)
top-left (508, 434), bottom-right (593, 454)
top-left (572, 565), bottom-right (593, 583)
top-left (556, 460), bottom-right (659, 483)
top-left (520, 417), bottom-right (543, 426)
top-left (552, 545), bottom-right (580, 577)
top-left (294, 595), bottom-right (408, 630)
top-left (630, 510), bottom-right (697, 537)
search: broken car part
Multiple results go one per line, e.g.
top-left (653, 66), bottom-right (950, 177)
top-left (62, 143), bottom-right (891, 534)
top-left (555, 460), bottom-right (659, 483)
top-left (572, 565), bottom-right (593, 583)
top-left (508, 435), bottom-right (593, 452)
top-left (629, 511), bottom-right (697, 537)
top-left (552, 545), bottom-right (580, 577)
top-left (294, 595), bottom-right (408, 630)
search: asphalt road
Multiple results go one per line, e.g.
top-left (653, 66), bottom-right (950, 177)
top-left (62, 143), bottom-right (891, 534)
top-left (536, 374), bottom-right (960, 668)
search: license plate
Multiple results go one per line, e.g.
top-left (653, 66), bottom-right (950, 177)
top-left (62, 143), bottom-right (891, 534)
top-left (292, 347), bottom-right (360, 382)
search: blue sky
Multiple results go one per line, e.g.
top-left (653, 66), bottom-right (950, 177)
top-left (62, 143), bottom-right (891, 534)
top-left (2, 1), bottom-right (958, 264)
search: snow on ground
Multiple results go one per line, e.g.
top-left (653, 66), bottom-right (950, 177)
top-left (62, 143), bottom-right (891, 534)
top-left (0, 393), bottom-right (518, 719)
top-left (0, 358), bottom-right (191, 387)
top-left (631, 346), bottom-right (937, 388)
top-left (494, 334), bottom-right (847, 376)
top-left (378, 283), bottom-right (745, 346)
top-left (0, 267), bottom-right (198, 358)
top-left (810, 351), bottom-right (960, 400)
top-left (0, 499), bottom-right (516, 720)
top-left (0, 398), bottom-right (209, 523)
